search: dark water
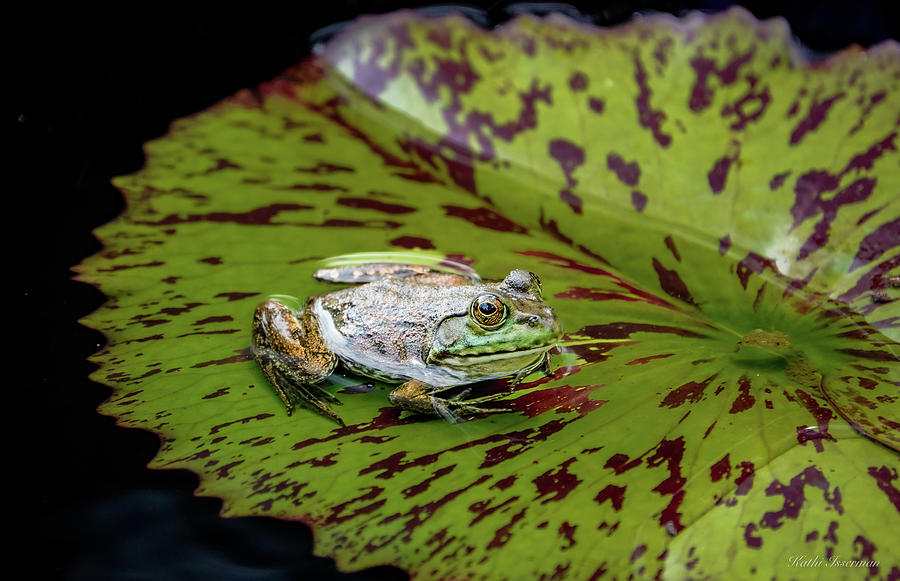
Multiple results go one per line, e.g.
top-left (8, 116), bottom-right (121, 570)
top-left (11, 1), bottom-right (895, 579)
top-left (41, 489), bottom-right (407, 580)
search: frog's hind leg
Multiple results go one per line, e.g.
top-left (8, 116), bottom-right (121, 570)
top-left (252, 299), bottom-right (344, 425)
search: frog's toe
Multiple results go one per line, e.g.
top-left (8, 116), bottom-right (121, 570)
top-left (447, 387), bottom-right (472, 402)
top-left (284, 386), bottom-right (346, 427)
top-left (276, 371), bottom-right (341, 406)
top-left (285, 384), bottom-right (345, 425)
top-left (263, 361), bottom-right (345, 425)
top-left (431, 399), bottom-right (508, 423)
top-left (451, 388), bottom-right (514, 407)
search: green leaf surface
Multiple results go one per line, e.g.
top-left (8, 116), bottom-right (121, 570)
top-left (78, 8), bottom-right (899, 580)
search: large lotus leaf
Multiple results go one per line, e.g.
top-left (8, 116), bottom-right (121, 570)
top-left (77, 8), bottom-right (900, 581)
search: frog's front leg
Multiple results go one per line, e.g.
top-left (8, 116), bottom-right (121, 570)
top-left (388, 380), bottom-right (511, 420)
top-left (251, 298), bottom-right (343, 425)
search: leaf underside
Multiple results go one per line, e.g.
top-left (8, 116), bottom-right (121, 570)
top-left (78, 8), bottom-right (899, 581)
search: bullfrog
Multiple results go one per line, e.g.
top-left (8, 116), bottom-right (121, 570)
top-left (251, 262), bottom-right (561, 425)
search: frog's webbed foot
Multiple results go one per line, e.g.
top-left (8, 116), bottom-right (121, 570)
top-left (252, 299), bottom-right (343, 426)
top-left (388, 380), bottom-right (512, 421)
top-left (256, 350), bottom-right (345, 426)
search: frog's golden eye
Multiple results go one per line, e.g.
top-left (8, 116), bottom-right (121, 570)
top-left (470, 294), bottom-right (507, 329)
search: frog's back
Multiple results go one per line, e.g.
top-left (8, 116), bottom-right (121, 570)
top-left (311, 276), bottom-right (474, 385)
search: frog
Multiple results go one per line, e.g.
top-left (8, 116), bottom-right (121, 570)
top-left (251, 262), bottom-right (561, 425)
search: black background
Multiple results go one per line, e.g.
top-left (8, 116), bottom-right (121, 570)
top-left (9, 1), bottom-right (896, 579)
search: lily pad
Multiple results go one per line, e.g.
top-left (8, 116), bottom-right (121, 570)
top-left (78, 7), bottom-right (899, 580)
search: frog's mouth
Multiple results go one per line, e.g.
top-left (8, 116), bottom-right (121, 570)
top-left (427, 345), bottom-right (553, 382)
top-left (433, 345), bottom-right (551, 366)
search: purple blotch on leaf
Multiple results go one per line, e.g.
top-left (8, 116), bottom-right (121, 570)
top-left (850, 218), bottom-right (900, 271)
top-left (634, 54), bottom-right (672, 147)
top-left (689, 49), bottom-right (755, 112)
top-left (718, 235), bottom-right (732, 255)
top-left (769, 171), bottom-right (790, 190)
top-left (652, 258), bottom-right (697, 305)
top-left (631, 191), bottom-right (648, 212)
top-left (607, 153), bottom-right (641, 186)
top-left (569, 71), bottom-right (588, 91)
top-left (789, 93), bottom-right (845, 145)
top-left (549, 139), bottom-right (586, 214)
top-left (588, 97), bottom-right (605, 114)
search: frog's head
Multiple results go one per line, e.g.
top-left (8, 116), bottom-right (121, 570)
top-left (427, 270), bottom-right (562, 378)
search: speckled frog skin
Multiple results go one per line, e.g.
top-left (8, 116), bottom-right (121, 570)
top-left (251, 263), bottom-right (561, 425)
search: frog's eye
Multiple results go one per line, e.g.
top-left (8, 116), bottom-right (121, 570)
top-left (470, 294), bottom-right (507, 329)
